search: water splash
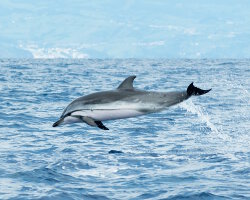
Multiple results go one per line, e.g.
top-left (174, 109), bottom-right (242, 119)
top-left (180, 100), bottom-right (231, 141)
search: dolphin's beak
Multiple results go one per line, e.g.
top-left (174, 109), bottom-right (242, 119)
top-left (52, 118), bottom-right (64, 127)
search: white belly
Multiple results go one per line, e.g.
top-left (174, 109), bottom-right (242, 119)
top-left (72, 109), bottom-right (143, 121)
top-left (63, 116), bottom-right (82, 124)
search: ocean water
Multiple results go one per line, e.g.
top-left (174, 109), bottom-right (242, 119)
top-left (0, 59), bottom-right (249, 200)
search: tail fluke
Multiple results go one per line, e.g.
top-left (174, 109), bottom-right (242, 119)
top-left (187, 82), bottom-right (211, 97)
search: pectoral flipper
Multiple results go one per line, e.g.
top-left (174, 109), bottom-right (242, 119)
top-left (76, 116), bottom-right (109, 130)
top-left (95, 121), bottom-right (109, 130)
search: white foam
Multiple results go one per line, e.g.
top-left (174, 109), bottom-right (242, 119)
top-left (20, 44), bottom-right (89, 59)
top-left (132, 40), bottom-right (165, 47)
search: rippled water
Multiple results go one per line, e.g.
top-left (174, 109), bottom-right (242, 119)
top-left (0, 59), bottom-right (249, 200)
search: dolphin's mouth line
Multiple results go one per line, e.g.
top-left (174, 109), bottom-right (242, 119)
top-left (68, 108), bottom-right (142, 114)
top-left (62, 109), bottom-right (129, 117)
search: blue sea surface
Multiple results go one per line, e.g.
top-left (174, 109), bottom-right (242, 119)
top-left (0, 59), bottom-right (249, 200)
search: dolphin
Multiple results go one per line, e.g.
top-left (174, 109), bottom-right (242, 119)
top-left (53, 76), bottom-right (211, 130)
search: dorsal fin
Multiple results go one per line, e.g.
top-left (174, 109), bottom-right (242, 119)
top-left (117, 76), bottom-right (136, 90)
